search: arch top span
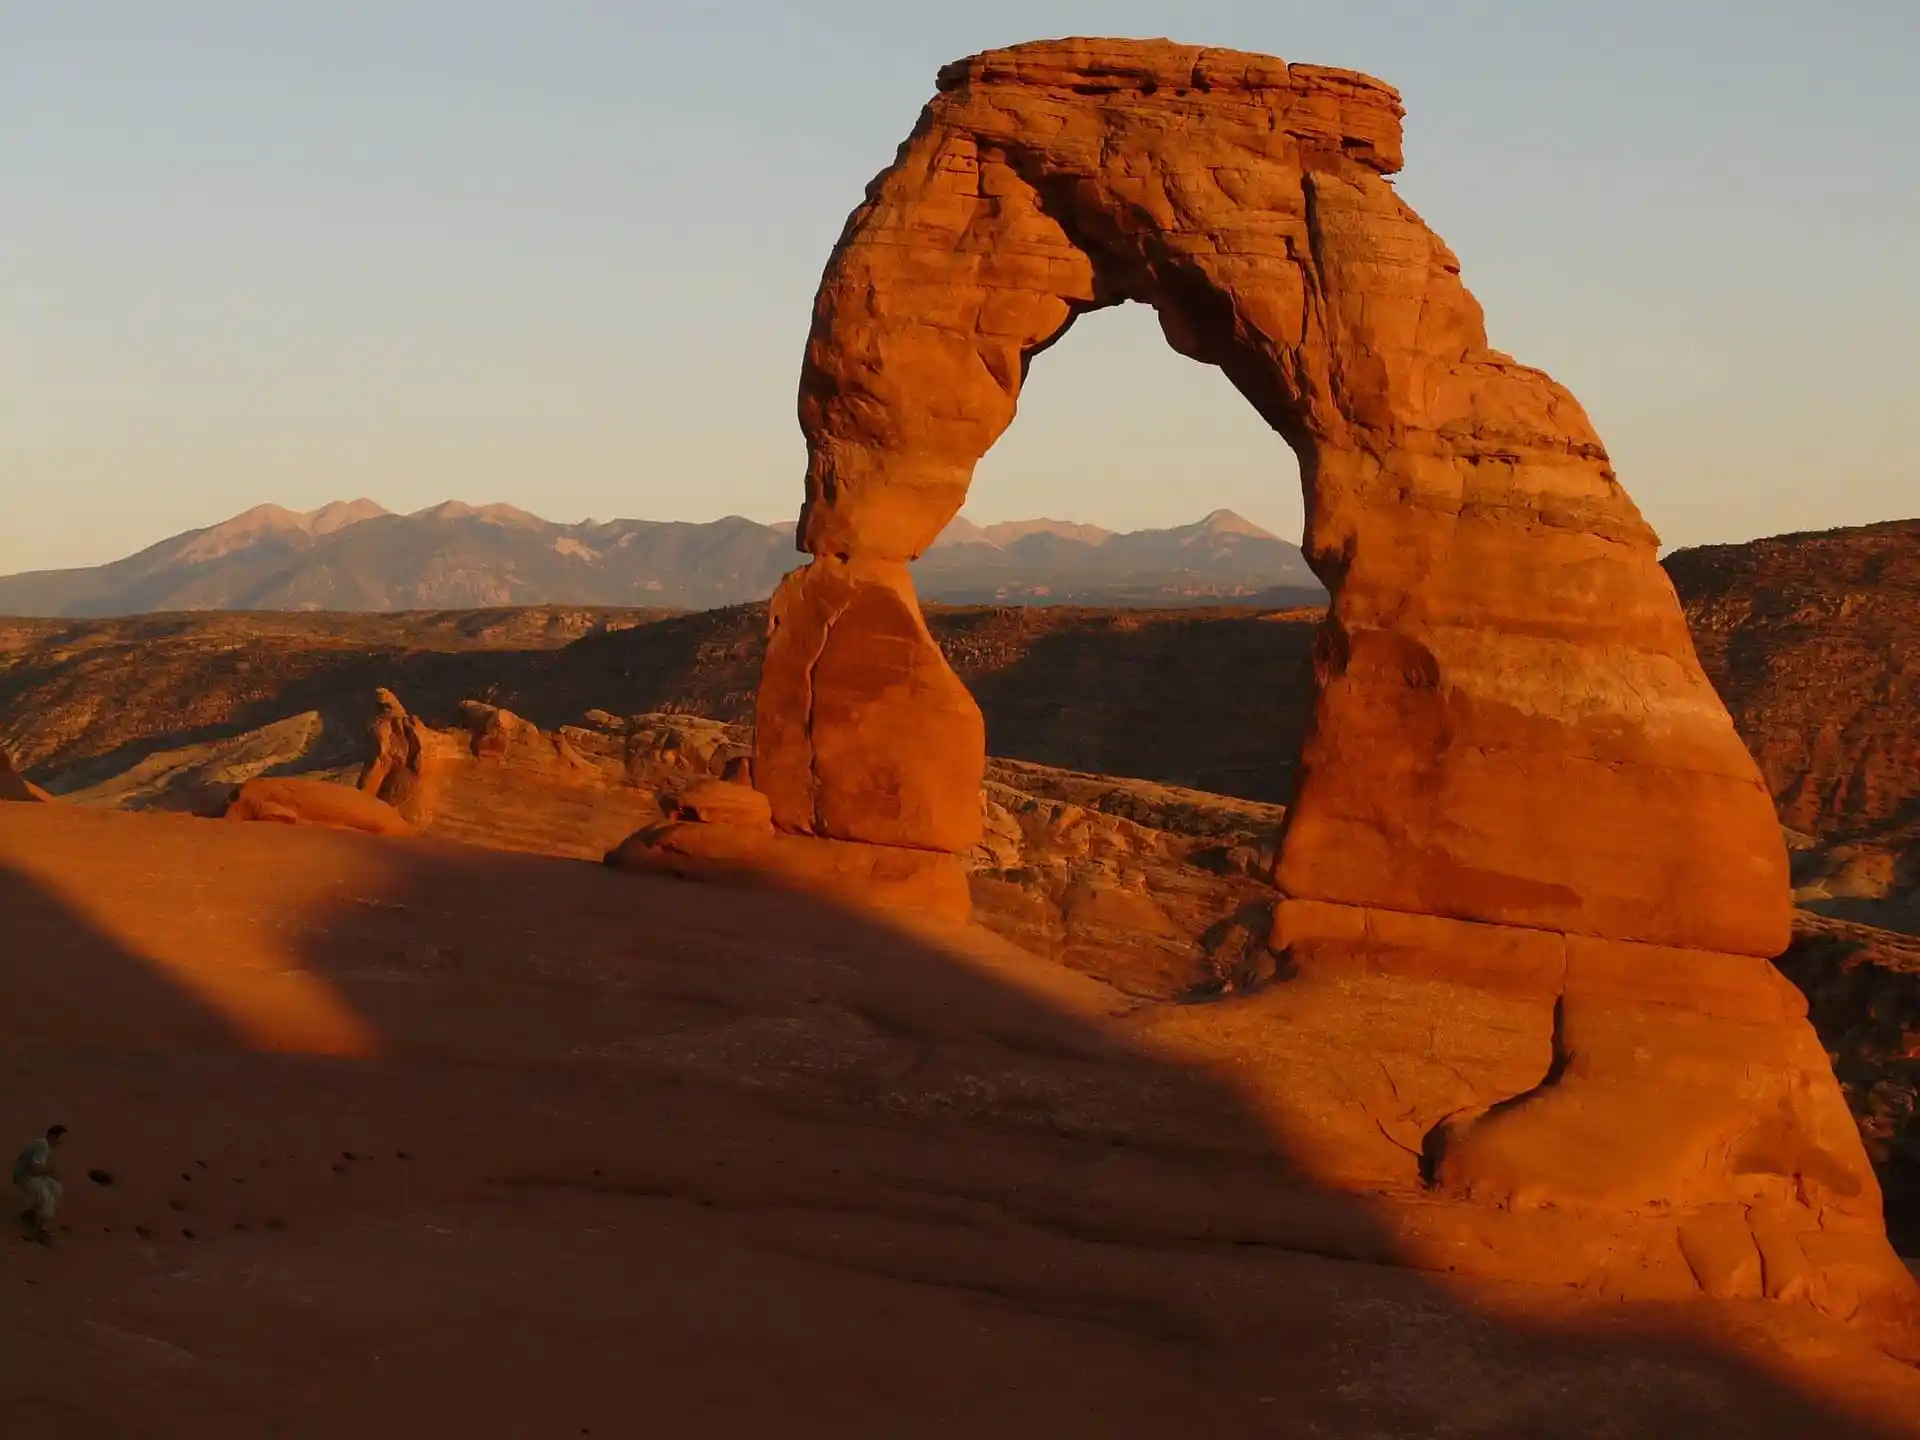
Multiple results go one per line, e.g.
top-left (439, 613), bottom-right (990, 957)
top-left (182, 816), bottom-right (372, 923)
top-left (766, 36), bottom-right (1790, 962)
top-left (797, 39), bottom-right (1419, 568)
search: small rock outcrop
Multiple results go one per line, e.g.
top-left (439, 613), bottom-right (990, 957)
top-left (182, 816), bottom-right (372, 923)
top-left (360, 692), bottom-right (750, 862)
top-left (224, 776), bottom-right (411, 836)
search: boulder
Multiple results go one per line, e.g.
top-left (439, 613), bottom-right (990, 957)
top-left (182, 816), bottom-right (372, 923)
top-left (224, 777), bottom-right (412, 836)
top-left (606, 821), bottom-right (970, 923)
top-left (669, 779), bottom-right (773, 830)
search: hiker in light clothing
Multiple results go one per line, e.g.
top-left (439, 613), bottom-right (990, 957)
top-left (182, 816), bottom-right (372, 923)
top-left (14, 1124), bottom-right (66, 1244)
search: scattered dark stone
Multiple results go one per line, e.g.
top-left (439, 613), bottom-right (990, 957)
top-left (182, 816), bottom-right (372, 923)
top-left (194, 1159), bottom-right (209, 1170)
top-left (265, 1216), bottom-right (286, 1231)
top-left (330, 1162), bottom-right (347, 1175)
top-left (87, 1169), bottom-right (114, 1186)
top-left (232, 1221), bottom-right (251, 1233)
top-left (166, 1199), bottom-right (187, 1213)
top-left (179, 1172), bottom-right (193, 1182)
top-left (396, 1151), bottom-right (410, 1160)
top-left (341, 1151), bottom-right (359, 1162)
top-left (180, 1229), bottom-right (197, 1240)
top-left (132, 1225), bottom-right (152, 1240)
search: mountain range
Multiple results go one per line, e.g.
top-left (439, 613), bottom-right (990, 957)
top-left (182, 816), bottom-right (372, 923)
top-left (0, 501), bottom-right (1323, 616)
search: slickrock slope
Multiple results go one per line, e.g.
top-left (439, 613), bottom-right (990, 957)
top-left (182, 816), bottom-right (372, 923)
top-left (6, 802), bottom-right (1920, 1436)
top-left (194, 692), bottom-right (1290, 997)
top-left (733, 36), bottom-right (1905, 1334)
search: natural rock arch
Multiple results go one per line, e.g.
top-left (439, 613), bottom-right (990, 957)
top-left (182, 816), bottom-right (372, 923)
top-left (728, 38), bottom-right (1918, 1338)
top-left (759, 38), bottom-right (1786, 955)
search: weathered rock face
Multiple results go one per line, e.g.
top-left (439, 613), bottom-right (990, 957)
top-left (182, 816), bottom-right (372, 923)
top-left (968, 762), bottom-right (1286, 1000)
top-left (748, 38), bottom-right (1913, 1340)
top-left (756, 560), bottom-right (983, 852)
top-left (1670, 519), bottom-right (1920, 936)
top-left (1669, 519), bottom-right (1920, 843)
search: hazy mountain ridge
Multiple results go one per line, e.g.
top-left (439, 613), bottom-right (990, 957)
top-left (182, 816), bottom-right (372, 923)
top-left (0, 502), bottom-right (1323, 615)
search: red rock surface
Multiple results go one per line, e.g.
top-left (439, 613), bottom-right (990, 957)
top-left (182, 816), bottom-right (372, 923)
top-left (223, 777), bottom-right (411, 836)
top-left (669, 778), bottom-right (773, 829)
top-left (358, 691), bottom-right (730, 861)
top-left (757, 560), bottom-right (984, 852)
top-left (728, 37), bottom-right (1913, 1333)
top-left (7, 801), bottom-right (1920, 1435)
top-left (608, 820), bottom-right (973, 924)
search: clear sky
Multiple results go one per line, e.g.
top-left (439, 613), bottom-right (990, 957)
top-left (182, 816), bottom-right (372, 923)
top-left (4, 2), bottom-right (1915, 575)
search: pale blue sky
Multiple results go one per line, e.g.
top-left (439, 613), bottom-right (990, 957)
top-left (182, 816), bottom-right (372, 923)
top-left (4, 2), bottom-right (1915, 574)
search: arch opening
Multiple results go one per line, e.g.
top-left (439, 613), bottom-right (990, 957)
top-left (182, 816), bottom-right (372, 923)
top-left (956, 301), bottom-right (1306, 560)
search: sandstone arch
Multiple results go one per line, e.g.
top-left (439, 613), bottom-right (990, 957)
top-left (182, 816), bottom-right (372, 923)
top-left (736, 39), bottom-right (1916, 1338)
top-left (763, 39), bottom-right (1788, 955)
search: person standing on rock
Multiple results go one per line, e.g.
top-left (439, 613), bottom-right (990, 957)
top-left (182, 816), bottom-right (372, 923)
top-left (14, 1124), bottom-right (67, 1245)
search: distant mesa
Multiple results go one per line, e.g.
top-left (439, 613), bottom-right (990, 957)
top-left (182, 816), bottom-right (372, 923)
top-left (0, 499), bottom-right (1322, 617)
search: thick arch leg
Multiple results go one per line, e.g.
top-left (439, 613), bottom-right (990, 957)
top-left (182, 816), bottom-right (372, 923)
top-left (756, 557), bottom-right (983, 851)
top-left (757, 118), bottom-right (1099, 851)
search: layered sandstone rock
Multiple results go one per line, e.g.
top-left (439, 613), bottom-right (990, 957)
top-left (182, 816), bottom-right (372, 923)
top-left (968, 773), bottom-right (1284, 999)
top-left (743, 37), bottom-right (1913, 1340)
top-left (358, 691), bottom-right (737, 861)
top-left (608, 820), bottom-right (972, 923)
top-left (224, 776), bottom-right (411, 836)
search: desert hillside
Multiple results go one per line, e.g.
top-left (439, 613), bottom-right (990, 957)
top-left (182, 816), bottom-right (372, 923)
top-left (1667, 518), bottom-right (1919, 846)
top-left (0, 603), bottom-right (1324, 805)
